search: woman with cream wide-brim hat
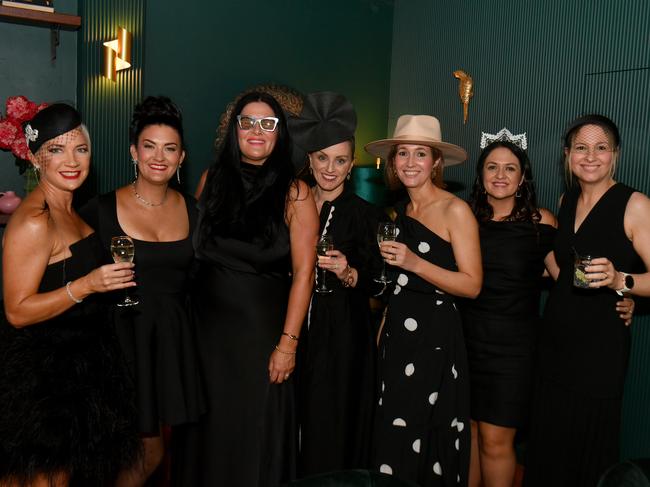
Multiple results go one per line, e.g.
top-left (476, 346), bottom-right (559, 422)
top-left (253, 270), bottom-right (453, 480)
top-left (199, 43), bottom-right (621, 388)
top-left (366, 114), bottom-right (481, 487)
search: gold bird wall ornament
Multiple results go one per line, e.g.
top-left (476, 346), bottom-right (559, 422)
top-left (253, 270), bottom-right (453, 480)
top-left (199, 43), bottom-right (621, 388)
top-left (453, 69), bottom-right (474, 124)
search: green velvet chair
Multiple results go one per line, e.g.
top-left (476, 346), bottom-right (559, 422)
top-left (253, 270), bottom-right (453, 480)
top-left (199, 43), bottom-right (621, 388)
top-left (597, 459), bottom-right (650, 487)
top-left (283, 470), bottom-right (420, 487)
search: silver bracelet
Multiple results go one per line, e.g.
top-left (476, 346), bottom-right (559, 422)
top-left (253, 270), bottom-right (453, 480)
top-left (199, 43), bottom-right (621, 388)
top-left (65, 281), bottom-right (83, 304)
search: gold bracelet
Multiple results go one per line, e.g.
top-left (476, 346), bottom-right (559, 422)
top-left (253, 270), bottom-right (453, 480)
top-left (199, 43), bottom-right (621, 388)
top-left (341, 265), bottom-right (354, 288)
top-left (274, 345), bottom-right (297, 355)
top-left (281, 332), bottom-right (299, 341)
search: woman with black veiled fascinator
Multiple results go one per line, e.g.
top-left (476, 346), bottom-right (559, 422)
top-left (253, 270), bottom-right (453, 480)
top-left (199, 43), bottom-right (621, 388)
top-left (0, 103), bottom-right (140, 487)
top-left (288, 92), bottom-right (385, 477)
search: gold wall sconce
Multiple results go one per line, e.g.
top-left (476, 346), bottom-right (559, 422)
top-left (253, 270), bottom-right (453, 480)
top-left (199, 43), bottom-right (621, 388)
top-left (103, 27), bottom-right (132, 81)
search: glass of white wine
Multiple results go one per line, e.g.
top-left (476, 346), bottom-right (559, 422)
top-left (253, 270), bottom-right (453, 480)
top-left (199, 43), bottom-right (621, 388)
top-left (110, 235), bottom-right (139, 307)
top-left (375, 222), bottom-right (397, 284)
top-left (315, 234), bottom-right (334, 294)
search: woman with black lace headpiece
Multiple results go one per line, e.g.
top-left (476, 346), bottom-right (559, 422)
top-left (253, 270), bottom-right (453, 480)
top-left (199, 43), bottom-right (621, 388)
top-left (0, 103), bottom-right (140, 486)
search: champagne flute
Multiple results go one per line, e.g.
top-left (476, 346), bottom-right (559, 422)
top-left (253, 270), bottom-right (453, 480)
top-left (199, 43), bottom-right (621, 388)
top-left (110, 236), bottom-right (139, 307)
top-left (375, 222), bottom-right (397, 284)
top-left (315, 235), bottom-right (334, 294)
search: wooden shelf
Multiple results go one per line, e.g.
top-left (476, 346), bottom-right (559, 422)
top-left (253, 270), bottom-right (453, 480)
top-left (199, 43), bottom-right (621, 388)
top-left (0, 5), bottom-right (80, 29)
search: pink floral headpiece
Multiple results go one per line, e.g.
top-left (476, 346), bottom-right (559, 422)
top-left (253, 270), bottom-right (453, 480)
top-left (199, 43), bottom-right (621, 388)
top-left (0, 96), bottom-right (49, 161)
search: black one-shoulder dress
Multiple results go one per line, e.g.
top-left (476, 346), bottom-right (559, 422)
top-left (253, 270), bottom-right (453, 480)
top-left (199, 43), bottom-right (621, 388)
top-left (374, 203), bottom-right (471, 487)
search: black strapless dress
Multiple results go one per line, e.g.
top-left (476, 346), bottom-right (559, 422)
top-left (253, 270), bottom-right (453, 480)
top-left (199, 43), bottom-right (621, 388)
top-left (0, 234), bottom-right (140, 486)
top-left (174, 162), bottom-right (296, 487)
top-left (373, 203), bottom-right (471, 487)
top-left (460, 221), bottom-right (555, 428)
top-left (83, 192), bottom-right (205, 434)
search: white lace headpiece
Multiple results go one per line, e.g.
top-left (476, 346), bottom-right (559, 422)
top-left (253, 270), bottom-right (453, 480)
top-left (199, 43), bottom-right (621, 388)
top-left (480, 128), bottom-right (527, 150)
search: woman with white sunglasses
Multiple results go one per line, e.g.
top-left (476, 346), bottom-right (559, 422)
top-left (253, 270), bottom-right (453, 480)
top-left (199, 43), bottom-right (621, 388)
top-left (173, 91), bottom-right (318, 487)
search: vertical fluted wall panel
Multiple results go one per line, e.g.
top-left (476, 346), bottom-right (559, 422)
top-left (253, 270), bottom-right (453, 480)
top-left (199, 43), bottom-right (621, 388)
top-left (390, 0), bottom-right (650, 458)
top-left (77, 0), bottom-right (144, 193)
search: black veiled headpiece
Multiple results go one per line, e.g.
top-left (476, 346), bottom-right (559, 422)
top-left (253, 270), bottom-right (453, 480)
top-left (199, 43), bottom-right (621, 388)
top-left (24, 103), bottom-right (82, 154)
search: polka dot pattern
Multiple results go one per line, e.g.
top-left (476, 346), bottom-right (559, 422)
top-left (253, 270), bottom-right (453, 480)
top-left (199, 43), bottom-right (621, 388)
top-left (404, 318), bottom-right (418, 331)
top-left (380, 464), bottom-right (393, 475)
top-left (405, 363), bottom-right (415, 376)
top-left (392, 418), bottom-right (407, 427)
top-left (418, 241), bottom-right (431, 253)
top-left (433, 462), bottom-right (442, 475)
top-left (397, 273), bottom-right (408, 286)
top-left (429, 392), bottom-right (439, 405)
top-left (412, 439), bottom-right (421, 453)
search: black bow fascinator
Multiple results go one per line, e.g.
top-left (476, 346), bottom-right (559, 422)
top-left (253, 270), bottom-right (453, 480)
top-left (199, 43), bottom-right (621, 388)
top-left (289, 92), bottom-right (357, 153)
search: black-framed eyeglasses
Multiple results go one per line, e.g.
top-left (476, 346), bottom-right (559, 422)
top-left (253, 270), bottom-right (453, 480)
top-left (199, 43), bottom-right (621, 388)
top-left (236, 115), bottom-right (279, 132)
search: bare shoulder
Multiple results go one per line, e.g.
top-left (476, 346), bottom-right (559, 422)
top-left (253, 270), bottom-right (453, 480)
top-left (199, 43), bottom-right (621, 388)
top-left (539, 207), bottom-right (557, 227)
top-left (444, 193), bottom-right (475, 220)
top-left (4, 196), bottom-right (53, 253)
top-left (625, 191), bottom-right (650, 229)
top-left (627, 191), bottom-right (650, 214)
top-left (287, 179), bottom-right (311, 203)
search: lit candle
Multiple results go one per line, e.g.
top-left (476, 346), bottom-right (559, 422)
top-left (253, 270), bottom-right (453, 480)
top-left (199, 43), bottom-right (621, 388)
top-left (376, 157), bottom-right (381, 170)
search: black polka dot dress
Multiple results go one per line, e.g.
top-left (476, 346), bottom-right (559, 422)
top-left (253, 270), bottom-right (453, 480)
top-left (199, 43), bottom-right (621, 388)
top-left (373, 204), bottom-right (471, 487)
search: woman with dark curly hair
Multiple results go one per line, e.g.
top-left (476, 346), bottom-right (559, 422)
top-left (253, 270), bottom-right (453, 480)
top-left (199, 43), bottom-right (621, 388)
top-left (175, 91), bottom-right (318, 487)
top-left (462, 136), bottom-right (556, 487)
top-left (82, 96), bottom-right (204, 486)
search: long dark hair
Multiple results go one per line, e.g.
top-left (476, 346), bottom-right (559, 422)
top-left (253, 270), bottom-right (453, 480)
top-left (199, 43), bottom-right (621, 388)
top-left (470, 141), bottom-right (541, 223)
top-left (198, 91), bottom-right (294, 246)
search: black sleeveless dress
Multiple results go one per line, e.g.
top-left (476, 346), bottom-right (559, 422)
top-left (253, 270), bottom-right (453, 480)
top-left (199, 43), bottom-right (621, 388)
top-left (525, 183), bottom-right (644, 487)
top-left (82, 192), bottom-right (205, 434)
top-left (373, 203), bottom-right (471, 487)
top-left (461, 221), bottom-right (555, 428)
top-left (0, 234), bottom-right (140, 486)
top-left (174, 162), bottom-right (296, 487)
top-left (298, 186), bottom-right (384, 476)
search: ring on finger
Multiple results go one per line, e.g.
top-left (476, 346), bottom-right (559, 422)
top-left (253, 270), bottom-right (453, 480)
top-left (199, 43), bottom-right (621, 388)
top-left (284, 374), bottom-right (290, 379)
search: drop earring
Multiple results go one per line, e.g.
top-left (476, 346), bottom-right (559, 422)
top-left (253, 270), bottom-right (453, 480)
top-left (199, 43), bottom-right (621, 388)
top-left (132, 158), bottom-right (138, 180)
top-left (176, 166), bottom-right (181, 184)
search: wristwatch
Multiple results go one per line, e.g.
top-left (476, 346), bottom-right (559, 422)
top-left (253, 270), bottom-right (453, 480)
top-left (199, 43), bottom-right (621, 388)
top-left (616, 272), bottom-right (635, 296)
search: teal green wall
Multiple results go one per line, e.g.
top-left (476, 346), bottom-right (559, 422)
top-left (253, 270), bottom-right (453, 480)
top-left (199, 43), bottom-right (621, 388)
top-left (143, 0), bottom-right (394, 193)
top-left (77, 0), bottom-right (145, 194)
top-left (389, 0), bottom-right (650, 458)
top-left (0, 0), bottom-right (78, 292)
top-left (0, 0), bottom-right (78, 197)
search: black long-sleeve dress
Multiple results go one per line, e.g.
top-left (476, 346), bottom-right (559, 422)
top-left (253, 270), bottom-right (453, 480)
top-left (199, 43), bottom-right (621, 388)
top-left (298, 186), bottom-right (384, 476)
top-left (525, 183), bottom-right (645, 487)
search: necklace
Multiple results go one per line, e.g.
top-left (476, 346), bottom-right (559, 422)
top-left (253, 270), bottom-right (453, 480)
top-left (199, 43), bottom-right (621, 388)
top-left (132, 182), bottom-right (167, 207)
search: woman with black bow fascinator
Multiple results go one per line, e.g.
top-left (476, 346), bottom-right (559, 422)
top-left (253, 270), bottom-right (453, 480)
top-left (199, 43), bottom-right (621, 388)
top-left (289, 92), bottom-right (385, 476)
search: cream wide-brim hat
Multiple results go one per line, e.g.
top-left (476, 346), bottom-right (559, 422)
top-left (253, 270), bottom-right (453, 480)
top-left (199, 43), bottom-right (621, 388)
top-left (365, 114), bottom-right (467, 166)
